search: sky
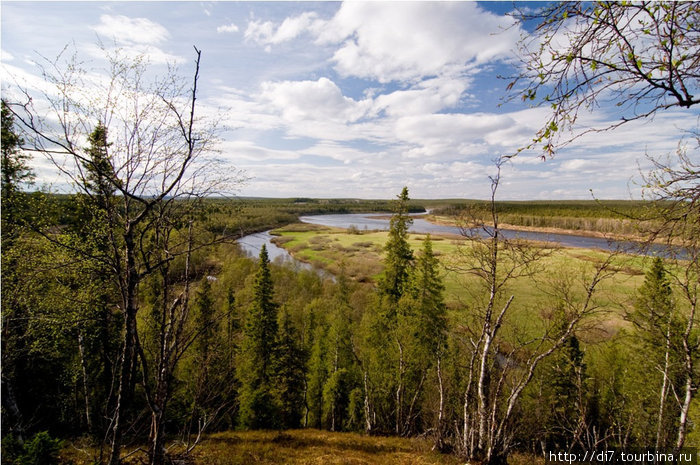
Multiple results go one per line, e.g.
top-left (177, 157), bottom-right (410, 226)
top-left (1, 1), bottom-right (697, 199)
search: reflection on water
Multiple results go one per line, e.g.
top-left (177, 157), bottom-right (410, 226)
top-left (237, 231), bottom-right (334, 280)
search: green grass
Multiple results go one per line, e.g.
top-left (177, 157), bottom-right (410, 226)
top-left (272, 224), bottom-right (658, 339)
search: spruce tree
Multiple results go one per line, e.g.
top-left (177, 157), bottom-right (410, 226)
top-left (631, 257), bottom-right (680, 450)
top-left (411, 235), bottom-right (447, 353)
top-left (379, 186), bottom-right (414, 305)
top-left (237, 245), bottom-right (279, 428)
top-left (273, 307), bottom-right (306, 429)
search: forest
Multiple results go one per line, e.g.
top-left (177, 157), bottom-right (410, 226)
top-left (2, 2), bottom-right (699, 465)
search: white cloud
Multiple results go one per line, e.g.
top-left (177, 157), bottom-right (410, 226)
top-left (372, 77), bottom-right (470, 117)
top-left (91, 14), bottom-right (170, 45)
top-left (321, 2), bottom-right (521, 82)
top-left (260, 77), bottom-right (371, 123)
top-left (217, 23), bottom-right (239, 34)
top-left (245, 12), bottom-right (322, 46)
top-left (89, 15), bottom-right (181, 64)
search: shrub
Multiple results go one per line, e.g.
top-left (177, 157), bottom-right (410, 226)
top-left (2, 432), bottom-right (63, 465)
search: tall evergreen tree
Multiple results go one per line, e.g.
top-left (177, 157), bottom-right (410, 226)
top-left (630, 257), bottom-right (680, 450)
top-left (237, 245), bottom-right (280, 428)
top-left (411, 235), bottom-right (447, 352)
top-left (273, 307), bottom-right (307, 429)
top-left (379, 187), bottom-right (414, 305)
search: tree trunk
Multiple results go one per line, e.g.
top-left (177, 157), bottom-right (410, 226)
top-left (675, 347), bottom-right (694, 453)
top-left (108, 308), bottom-right (136, 465)
top-left (149, 406), bottom-right (167, 465)
top-left (477, 329), bottom-right (493, 453)
top-left (395, 339), bottom-right (404, 435)
top-left (435, 355), bottom-right (445, 450)
top-left (109, 234), bottom-right (139, 465)
top-left (363, 370), bottom-right (372, 433)
top-left (655, 317), bottom-right (672, 451)
top-left (78, 331), bottom-right (93, 434)
top-left (675, 299), bottom-right (697, 454)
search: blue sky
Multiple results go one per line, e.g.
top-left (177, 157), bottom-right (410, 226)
top-left (1, 1), bottom-right (696, 199)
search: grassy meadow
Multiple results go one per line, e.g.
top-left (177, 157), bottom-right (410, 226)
top-left (270, 222), bottom-right (652, 336)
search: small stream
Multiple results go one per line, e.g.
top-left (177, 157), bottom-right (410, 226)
top-left (237, 230), bottom-right (335, 280)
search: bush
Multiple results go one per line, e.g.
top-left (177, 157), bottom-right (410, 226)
top-left (2, 432), bottom-right (63, 465)
top-left (1, 435), bottom-right (24, 465)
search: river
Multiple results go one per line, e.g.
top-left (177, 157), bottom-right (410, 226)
top-left (237, 212), bottom-right (674, 276)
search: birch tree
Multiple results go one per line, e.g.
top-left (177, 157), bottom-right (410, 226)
top-left (5, 45), bottom-right (238, 465)
top-left (510, 1), bottom-right (699, 157)
top-left (451, 162), bottom-right (615, 464)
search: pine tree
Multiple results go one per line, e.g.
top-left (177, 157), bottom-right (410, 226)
top-left (194, 277), bottom-right (216, 384)
top-left (237, 245), bottom-right (279, 428)
top-left (321, 275), bottom-right (358, 431)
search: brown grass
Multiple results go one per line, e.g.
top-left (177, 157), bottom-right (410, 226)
top-left (188, 429), bottom-right (465, 465)
top-left (60, 430), bottom-right (547, 465)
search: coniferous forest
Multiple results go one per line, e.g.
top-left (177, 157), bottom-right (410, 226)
top-left (1, 2), bottom-right (699, 465)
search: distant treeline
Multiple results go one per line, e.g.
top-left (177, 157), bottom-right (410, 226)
top-left (431, 200), bottom-right (659, 235)
top-left (46, 194), bottom-right (427, 237)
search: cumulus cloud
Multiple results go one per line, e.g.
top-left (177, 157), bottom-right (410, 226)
top-left (245, 12), bottom-right (322, 46)
top-left (321, 2), bottom-right (521, 82)
top-left (217, 23), bottom-right (239, 33)
top-left (372, 77), bottom-right (470, 117)
top-left (260, 77), bottom-right (371, 123)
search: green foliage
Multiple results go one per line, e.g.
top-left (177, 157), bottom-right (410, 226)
top-left (1, 100), bottom-right (32, 197)
top-left (2, 432), bottom-right (62, 465)
top-left (432, 200), bottom-right (655, 235)
top-left (237, 245), bottom-right (280, 429)
top-left (82, 123), bottom-right (118, 199)
top-left (379, 187), bottom-right (414, 305)
top-left (273, 307), bottom-right (307, 429)
top-left (306, 322), bottom-right (329, 429)
top-left (631, 257), bottom-right (675, 339)
top-left (409, 235), bottom-right (447, 354)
